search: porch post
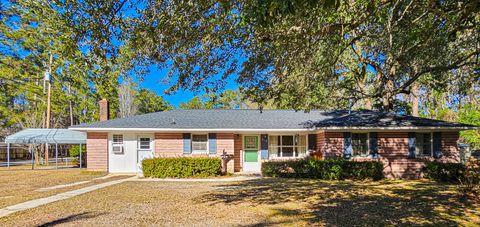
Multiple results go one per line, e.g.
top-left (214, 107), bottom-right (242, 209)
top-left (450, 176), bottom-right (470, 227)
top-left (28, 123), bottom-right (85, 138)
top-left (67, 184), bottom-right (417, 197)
top-left (6, 143), bottom-right (10, 168)
top-left (55, 143), bottom-right (58, 169)
top-left (79, 144), bottom-right (82, 168)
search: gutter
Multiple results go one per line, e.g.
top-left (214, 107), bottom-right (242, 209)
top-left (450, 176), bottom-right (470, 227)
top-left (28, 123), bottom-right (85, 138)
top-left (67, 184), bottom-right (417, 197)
top-left (68, 126), bottom-right (478, 133)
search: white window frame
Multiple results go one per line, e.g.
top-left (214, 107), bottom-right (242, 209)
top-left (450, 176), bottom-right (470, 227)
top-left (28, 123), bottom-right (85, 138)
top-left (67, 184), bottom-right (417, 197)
top-left (112, 134), bottom-right (124, 155)
top-left (191, 134), bottom-right (209, 154)
top-left (137, 136), bottom-right (152, 150)
top-left (415, 132), bottom-right (433, 157)
top-left (351, 132), bottom-right (370, 157)
top-left (268, 134), bottom-right (307, 159)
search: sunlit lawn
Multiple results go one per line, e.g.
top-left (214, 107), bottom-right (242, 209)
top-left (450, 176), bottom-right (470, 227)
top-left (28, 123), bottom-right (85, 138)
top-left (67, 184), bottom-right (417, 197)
top-left (0, 167), bottom-right (107, 208)
top-left (1, 178), bottom-right (478, 226)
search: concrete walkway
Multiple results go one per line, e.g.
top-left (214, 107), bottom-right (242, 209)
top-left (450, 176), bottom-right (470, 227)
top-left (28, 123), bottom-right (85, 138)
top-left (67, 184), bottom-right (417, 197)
top-left (35, 175), bottom-right (116, 192)
top-left (0, 176), bottom-right (136, 218)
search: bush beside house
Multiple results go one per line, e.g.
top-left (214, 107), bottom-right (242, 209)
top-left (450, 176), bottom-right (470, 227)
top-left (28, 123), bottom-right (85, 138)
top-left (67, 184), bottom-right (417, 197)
top-left (69, 144), bottom-right (86, 166)
top-left (262, 159), bottom-right (384, 180)
top-left (424, 159), bottom-right (480, 197)
top-left (142, 157), bottom-right (222, 178)
top-left (424, 162), bottom-right (465, 183)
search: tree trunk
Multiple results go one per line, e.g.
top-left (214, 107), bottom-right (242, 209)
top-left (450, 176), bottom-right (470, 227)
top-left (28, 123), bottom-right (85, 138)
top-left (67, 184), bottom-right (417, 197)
top-left (365, 98), bottom-right (372, 110)
top-left (68, 84), bottom-right (74, 126)
top-left (411, 83), bottom-right (419, 117)
top-left (383, 78), bottom-right (394, 112)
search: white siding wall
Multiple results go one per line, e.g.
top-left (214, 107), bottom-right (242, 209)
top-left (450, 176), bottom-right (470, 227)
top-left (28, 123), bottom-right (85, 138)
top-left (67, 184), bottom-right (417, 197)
top-left (108, 132), bottom-right (153, 173)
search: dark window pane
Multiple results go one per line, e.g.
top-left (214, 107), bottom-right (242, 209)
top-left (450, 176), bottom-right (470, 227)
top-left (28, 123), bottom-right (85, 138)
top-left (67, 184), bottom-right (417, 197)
top-left (423, 133), bottom-right (431, 156)
top-left (282, 147), bottom-right (294, 157)
top-left (282, 136), bottom-right (294, 146)
top-left (352, 133), bottom-right (368, 156)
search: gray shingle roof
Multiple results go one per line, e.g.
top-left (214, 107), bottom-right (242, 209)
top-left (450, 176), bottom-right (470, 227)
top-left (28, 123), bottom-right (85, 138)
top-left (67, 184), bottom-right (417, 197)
top-left (70, 109), bottom-right (476, 130)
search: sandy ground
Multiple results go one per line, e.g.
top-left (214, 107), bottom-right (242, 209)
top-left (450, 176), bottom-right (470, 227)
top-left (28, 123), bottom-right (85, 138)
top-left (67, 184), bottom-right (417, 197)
top-left (0, 178), bottom-right (478, 226)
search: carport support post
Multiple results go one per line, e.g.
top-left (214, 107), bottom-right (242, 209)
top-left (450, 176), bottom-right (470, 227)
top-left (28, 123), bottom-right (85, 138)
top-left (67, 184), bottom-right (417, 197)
top-left (6, 143), bottom-right (10, 168)
top-left (30, 145), bottom-right (34, 170)
top-left (79, 143), bottom-right (82, 168)
top-left (55, 143), bottom-right (58, 169)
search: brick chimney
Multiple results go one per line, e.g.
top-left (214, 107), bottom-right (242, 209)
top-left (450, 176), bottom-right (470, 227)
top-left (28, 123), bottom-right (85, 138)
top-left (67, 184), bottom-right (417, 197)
top-left (99, 99), bottom-right (109, 121)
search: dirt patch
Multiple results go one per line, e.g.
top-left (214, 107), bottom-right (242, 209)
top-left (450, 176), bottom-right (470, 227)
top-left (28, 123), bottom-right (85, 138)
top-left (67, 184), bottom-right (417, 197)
top-left (0, 168), bottom-right (108, 208)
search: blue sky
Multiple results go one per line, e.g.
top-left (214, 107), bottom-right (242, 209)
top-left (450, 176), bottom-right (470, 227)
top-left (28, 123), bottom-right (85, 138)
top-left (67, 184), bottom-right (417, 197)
top-left (137, 67), bottom-right (239, 107)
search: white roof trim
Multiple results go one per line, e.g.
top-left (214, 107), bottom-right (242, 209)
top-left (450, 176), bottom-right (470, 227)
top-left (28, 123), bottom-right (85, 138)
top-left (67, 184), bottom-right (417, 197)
top-left (68, 127), bottom-right (315, 132)
top-left (69, 126), bottom-right (477, 132)
top-left (316, 126), bottom-right (478, 130)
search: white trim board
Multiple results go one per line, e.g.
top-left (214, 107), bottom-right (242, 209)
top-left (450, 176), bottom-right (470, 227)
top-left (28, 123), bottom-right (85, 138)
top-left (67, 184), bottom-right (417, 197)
top-left (69, 126), bottom-right (477, 133)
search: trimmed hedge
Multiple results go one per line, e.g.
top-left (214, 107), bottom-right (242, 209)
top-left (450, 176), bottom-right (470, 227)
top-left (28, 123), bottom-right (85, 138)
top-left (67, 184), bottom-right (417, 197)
top-left (262, 158), bottom-right (384, 180)
top-left (424, 162), bottom-right (465, 183)
top-left (142, 157), bottom-right (222, 178)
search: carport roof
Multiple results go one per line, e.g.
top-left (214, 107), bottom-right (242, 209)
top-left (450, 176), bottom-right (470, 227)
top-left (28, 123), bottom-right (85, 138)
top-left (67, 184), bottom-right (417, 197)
top-left (5, 129), bottom-right (86, 144)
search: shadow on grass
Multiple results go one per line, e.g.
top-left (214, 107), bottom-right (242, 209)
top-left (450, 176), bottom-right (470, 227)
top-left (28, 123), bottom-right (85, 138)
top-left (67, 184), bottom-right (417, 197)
top-left (37, 212), bottom-right (105, 227)
top-left (197, 178), bottom-right (477, 226)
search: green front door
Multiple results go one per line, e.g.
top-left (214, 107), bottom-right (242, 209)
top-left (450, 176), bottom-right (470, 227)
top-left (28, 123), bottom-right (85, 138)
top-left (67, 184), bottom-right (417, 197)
top-left (244, 136), bottom-right (258, 162)
top-left (244, 150), bottom-right (258, 162)
top-left (243, 135), bottom-right (261, 172)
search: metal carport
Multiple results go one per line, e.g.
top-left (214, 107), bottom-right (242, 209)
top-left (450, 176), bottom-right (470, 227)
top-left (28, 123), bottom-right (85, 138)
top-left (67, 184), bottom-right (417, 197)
top-left (4, 129), bottom-right (86, 169)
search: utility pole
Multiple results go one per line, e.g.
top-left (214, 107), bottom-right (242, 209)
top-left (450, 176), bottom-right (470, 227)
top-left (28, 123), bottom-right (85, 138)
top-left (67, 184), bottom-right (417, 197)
top-left (68, 84), bottom-right (74, 126)
top-left (45, 53), bottom-right (53, 166)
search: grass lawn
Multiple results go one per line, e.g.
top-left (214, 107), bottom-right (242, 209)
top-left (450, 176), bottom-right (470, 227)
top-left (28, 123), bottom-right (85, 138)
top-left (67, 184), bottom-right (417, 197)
top-left (0, 167), bottom-right (111, 208)
top-left (0, 178), bottom-right (478, 226)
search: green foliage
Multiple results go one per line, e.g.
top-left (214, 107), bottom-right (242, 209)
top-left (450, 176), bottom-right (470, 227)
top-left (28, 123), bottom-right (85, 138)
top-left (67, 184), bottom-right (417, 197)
top-left (130, 0), bottom-right (479, 111)
top-left (136, 89), bottom-right (172, 114)
top-left (425, 159), bottom-right (480, 196)
top-left (262, 159), bottom-right (384, 181)
top-left (458, 158), bottom-right (480, 195)
top-left (69, 145), bottom-right (86, 158)
top-left (142, 157), bottom-right (222, 178)
top-left (178, 89), bottom-right (245, 109)
top-left (424, 162), bottom-right (466, 183)
top-left (459, 105), bottom-right (480, 149)
top-left (0, 0), bottom-right (129, 131)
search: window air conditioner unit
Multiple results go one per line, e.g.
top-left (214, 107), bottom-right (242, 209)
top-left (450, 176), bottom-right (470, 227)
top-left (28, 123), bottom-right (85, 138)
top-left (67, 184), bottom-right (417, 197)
top-left (112, 145), bottom-right (124, 154)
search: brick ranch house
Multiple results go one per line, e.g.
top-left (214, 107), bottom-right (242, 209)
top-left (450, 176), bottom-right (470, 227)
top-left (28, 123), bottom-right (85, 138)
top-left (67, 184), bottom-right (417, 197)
top-left (70, 101), bottom-right (477, 179)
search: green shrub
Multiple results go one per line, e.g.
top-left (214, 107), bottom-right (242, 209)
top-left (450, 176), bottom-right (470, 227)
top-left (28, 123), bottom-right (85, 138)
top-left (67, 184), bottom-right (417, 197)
top-left (69, 145), bottom-right (86, 166)
top-left (69, 145), bottom-right (86, 157)
top-left (262, 158), bottom-right (384, 181)
top-left (458, 158), bottom-right (480, 195)
top-left (142, 157), bottom-right (222, 178)
top-left (424, 162), bottom-right (465, 183)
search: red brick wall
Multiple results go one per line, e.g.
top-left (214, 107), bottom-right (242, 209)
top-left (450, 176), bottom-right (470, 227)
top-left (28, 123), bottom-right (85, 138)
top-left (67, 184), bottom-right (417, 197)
top-left (315, 131), bottom-right (461, 179)
top-left (153, 133), bottom-right (237, 172)
top-left (86, 132), bottom-right (108, 171)
top-left (154, 133), bottom-right (183, 157)
top-left (322, 132), bottom-right (344, 158)
top-left (441, 131), bottom-right (460, 162)
top-left (312, 132), bottom-right (326, 159)
top-left (376, 132), bottom-right (419, 179)
top-left (217, 133), bottom-right (235, 172)
top-left (234, 134), bottom-right (242, 172)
